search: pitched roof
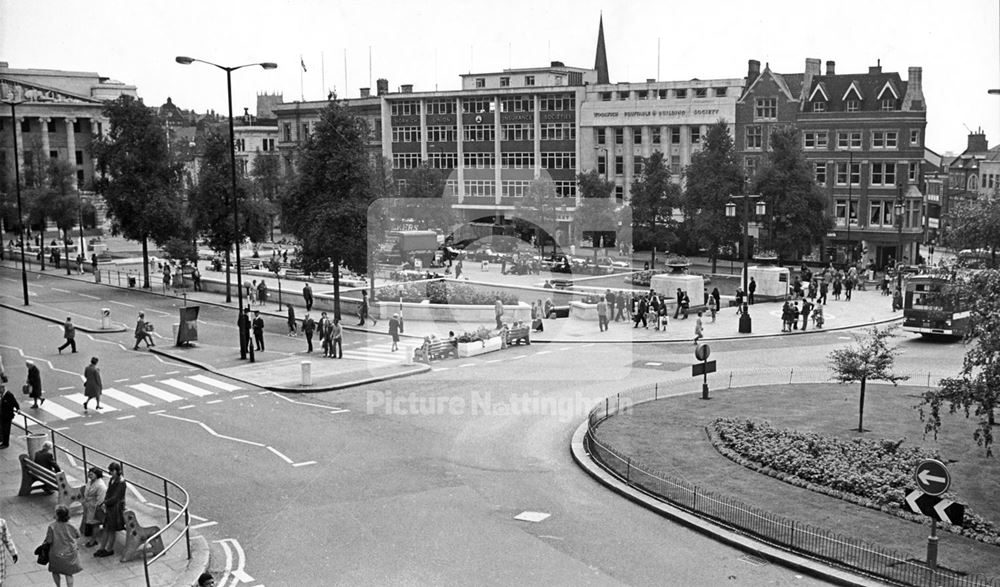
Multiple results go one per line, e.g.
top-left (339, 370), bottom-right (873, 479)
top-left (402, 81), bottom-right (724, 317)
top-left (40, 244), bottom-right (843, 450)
top-left (806, 72), bottom-right (909, 110)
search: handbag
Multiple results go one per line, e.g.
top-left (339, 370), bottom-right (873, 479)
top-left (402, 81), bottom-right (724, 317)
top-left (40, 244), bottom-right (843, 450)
top-left (146, 323), bottom-right (155, 332)
top-left (95, 504), bottom-right (106, 523)
top-left (22, 383), bottom-right (29, 395)
top-left (35, 541), bottom-right (50, 565)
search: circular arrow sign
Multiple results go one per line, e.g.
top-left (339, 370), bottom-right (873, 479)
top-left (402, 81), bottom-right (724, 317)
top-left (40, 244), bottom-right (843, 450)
top-left (695, 343), bottom-right (711, 361)
top-left (915, 459), bottom-right (951, 496)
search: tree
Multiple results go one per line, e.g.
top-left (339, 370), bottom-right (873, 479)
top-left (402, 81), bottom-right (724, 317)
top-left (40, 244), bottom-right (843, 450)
top-left (280, 101), bottom-right (378, 320)
top-left (513, 177), bottom-right (561, 257)
top-left (93, 95), bottom-right (184, 288)
top-left (575, 170), bottom-right (618, 248)
top-left (942, 197), bottom-right (1000, 268)
top-left (24, 160), bottom-right (79, 273)
top-left (250, 152), bottom-right (285, 241)
top-left (683, 120), bottom-right (743, 272)
top-left (919, 269), bottom-right (1000, 456)
top-left (630, 151), bottom-right (682, 260)
top-left (754, 126), bottom-right (832, 262)
top-left (828, 325), bottom-right (909, 432)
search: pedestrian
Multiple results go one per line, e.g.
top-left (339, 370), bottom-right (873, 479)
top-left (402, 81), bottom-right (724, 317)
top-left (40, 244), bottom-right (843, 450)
top-left (34, 442), bottom-right (60, 491)
top-left (819, 280), bottom-right (829, 305)
top-left (748, 277), bottom-right (756, 304)
top-left (531, 300), bottom-right (544, 332)
top-left (494, 298), bottom-right (504, 329)
top-left (389, 313), bottom-right (402, 352)
top-left (252, 311), bottom-right (265, 351)
top-left (192, 267), bottom-right (201, 291)
top-left (357, 291), bottom-right (376, 327)
top-left (597, 297), bottom-right (609, 332)
top-left (57, 317), bottom-right (77, 354)
top-left (95, 462), bottom-right (125, 558)
top-left (286, 305), bottom-right (297, 336)
top-left (656, 304), bottom-right (669, 331)
top-left (633, 295), bottom-right (648, 329)
top-left (455, 259), bottom-right (463, 279)
top-left (672, 288), bottom-right (683, 319)
top-left (302, 313), bottom-right (316, 353)
top-left (813, 305), bottom-right (825, 328)
top-left (800, 299), bottom-right (813, 331)
top-left (844, 275), bottom-right (854, 301)
top-left (257, 280), bottom-right (268, 307)
top-left (892, 288), bottom-right (903, 312)
top-left (710, 287), bottom-right (720, 323)
top-left (26, 361), bottom-right (44, 408)
top-left (0, 513), bottom-right (18, 583)
top-left (80, 467), bottom-right (107, 547)
top-left (693, 312), bottom-right (704, 344)
top-left (832, 276), bottom-right (842, 301)
top-left (780, 301), bottom-right (791, 333)
top-left (237, 307), bottom-right (252, 359)
top-left (133, 313), bottom-right (154, 350)
top-left (42, 504), bottom-right (82, 585)
top-left (90, 254), bottom-right (98, 275)
top-left (162, 264), bottom-right (171, 289)
top-left (791, 301), bottom-right (800, 330)
top-left (319, 312), bottom-right (333, 357)
top-left (247, 280), bottom-right (256, 305)
top-left (302, 283), bottom-right (313, 312)
top-left (76, 254), bottom-right (84, 275)
top-left (82, 357), bottom-right (102, 412)
top-left (331, 319), bottom-right (343, 358)
top-left (0, 381), bottom-right (19, 448)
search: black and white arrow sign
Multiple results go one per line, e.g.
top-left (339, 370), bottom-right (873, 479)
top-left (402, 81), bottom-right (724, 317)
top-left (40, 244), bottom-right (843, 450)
top-left (905, 490), bottom-right (965, 526)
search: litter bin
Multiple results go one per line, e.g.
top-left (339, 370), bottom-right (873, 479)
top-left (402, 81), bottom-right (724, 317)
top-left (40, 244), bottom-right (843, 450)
top-left (25, 433), bottom-right (47, 459)
top-left (739, 313), bottom-right (752, 334)
top-left (301, 361), bottom-right (312, 386)
top-left (171, 323), bottom-right (180, 344)
top-left (100, 308), bottom-right (111, 330)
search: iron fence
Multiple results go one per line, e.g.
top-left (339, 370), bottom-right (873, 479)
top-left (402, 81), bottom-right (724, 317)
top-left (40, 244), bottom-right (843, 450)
top-left (585, 386), bottom-right (1000, 587)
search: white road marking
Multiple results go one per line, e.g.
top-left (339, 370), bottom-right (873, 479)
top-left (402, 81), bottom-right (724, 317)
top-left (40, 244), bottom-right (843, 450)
top-left (66, 393), bottom-right (117, 412)
top-left (102, 388), bottom-right (151, 408)
top-left (267, 446), bottom-right (294, 464)
top-left (232, 395), bottom-right (249, 400)
top-left (535, 350), bottom-right (552, 355)
top-left (129, 383), bottom-right (182, 402)
top-left (514, 511), bottom-right (551, 522)
top-left (108, 300), bottom-right (134, 307)
top-left (140, 374), bottom-right (156, 378)
top-left (178, 405), bottom-right (195, 410)
top-left (485, 359), bottom-right (502, 364)
top-left (35, 401), bottom-right (78, 420)
top-left (77, 293), bottom-right (99, 300)
top-left (160, 378), bottom-right (213, 397)
top-left (84, 421), bottom-right (103, 426)
top-left (558, 347), bottom-right (571, 351)
top-left (190, 375), bottom-right (241, 392)
top-left (58, 386), bottom-right (75, 391)
top-left (116, 415), bottom-right (135, 420)
top-left (191, 521), bottom-right (218, 530)
top-left (645, 362), bottom-right (663, 366)
top-left (206, 399), bottom-right (223, 405)
top-left (459, 363), bottom-right (475, 368)
top-left (293, 461), bottom-right (317, 467)
top-left (156, 412), bottom-right (265, 447)
top-left (266, 392), bottom-right (349, 414)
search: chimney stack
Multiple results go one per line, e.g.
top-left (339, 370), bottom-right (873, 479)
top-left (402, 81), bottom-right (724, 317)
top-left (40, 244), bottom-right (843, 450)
top-left (902, 66), bottom-right (925, 111)
top-left (869, 60), bottom-right (882, 75)
top-left (360, 87), bottom-right (370, 98)
top-left (825, 60), bottom-right (835, 75)
top-left (376, 78), bottom-right (389, 96)
top-left (400, 84), bottom-right (413, 93)
top-left (967, 130), bottom-right (988, 153)
top-left (805, 58), bottom-right (821, 76)
top-left (747, 59), bottom-right (761, 82)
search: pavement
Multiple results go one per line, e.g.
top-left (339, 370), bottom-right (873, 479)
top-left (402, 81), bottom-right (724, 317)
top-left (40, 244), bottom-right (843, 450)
top-left (0, 243), bottom-right (906, 586)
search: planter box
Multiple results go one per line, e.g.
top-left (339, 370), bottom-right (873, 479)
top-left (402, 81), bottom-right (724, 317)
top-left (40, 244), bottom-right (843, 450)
top-left (457, 337), bottom-right (503, 357)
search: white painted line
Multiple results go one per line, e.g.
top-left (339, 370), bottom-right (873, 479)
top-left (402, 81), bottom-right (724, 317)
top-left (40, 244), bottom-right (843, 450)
top-left (160, 378), bottom-right (213, 397)
top-left (116, 415), bottom-right (136, 421)
top-left (459, 363), bottom-right (475, 368)
top-left (485, 359), bottom-right (502, 364)
top-left (645, 362), bottom-right (663, 366)
top-left (206, 400), bottom-right (223, 405)
top-left (189, 375), bottom-right (241, 392)
top-left (431, 367), bottom-right (451, 372)
top-left (51, 287), bottom-right (70, 293)
top-left (257, 391), bottom-right (268, 395)
top-left (149, 409), bottom-right (166, 414)
top-left (580, 343), bottom-right (595, 347)
top-left (114, 378), bottom-right (129, 383)
top-left (108, 300), bottom-right (134, 307)
top-left (514, 511), bottom-right (551, 523)
top-left (293, 461), bottom-right (317, 467)
top-left (84, 421), bottom-right (103, 426)
top-left (77, 293), bottom-right (99, 300)
top-left (511, 355), bottom-right (527, 359)
top-left (58, 386), bottom-right (75, 391)
top-left (65, 393), bottom-right (118, 412)
top-left (535, 350), bottom-right (552, 355)
top-left (232, 395), bottom-right (249, 400)
top-left (156, 413), bottom-right (266, 447)
top-left (558, 347), bottom-right (571, 351)
top-left (191, 521), bottom-right (218, 530)
top-left (35, 400), bottom-right (79, 420)
top-left (177, 405), bottom-right (195, 410)
top-left (140, 374), bottom-right (156, 379)
top-left (102, 388), bottom-right (151, 408)
top-left (328, 408), bottom-right (349, 415)
top-left (164, 371), bottom-right (180, 375)
top-left (130, 383), bottom-right (182, 402)
top-left (267, 446), bottom-right (294, 464)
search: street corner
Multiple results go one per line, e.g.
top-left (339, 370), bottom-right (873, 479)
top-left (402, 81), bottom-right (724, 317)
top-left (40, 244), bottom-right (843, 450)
top-left (215, 355), bottom-right (431, 392)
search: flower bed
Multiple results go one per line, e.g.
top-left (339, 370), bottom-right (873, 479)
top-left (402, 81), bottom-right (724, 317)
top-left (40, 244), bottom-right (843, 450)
top-left (375, 280), bottom-right (518, 305)
top-left (707, 418), bottom-right (1000, 545)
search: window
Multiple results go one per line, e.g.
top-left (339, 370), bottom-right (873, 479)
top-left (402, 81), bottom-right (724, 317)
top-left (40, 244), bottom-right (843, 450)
top-left (670, 127), bottom-right (680, 144)
top-left (596, 128), bottom-right (606, 145)
top-left (880, 98), bottom-right (896, 111)
top-left (597, 155), bottom-right (606, 175)
top-left (75, 150), bottom-right (84, 165)
top-left (554, 75), bottom-right (564, 86)
top-left (390, 101), bottom-right (420, 116)
top-left (540, 123), bottom-right (575, 141)
top-left (392, 153), bottom-right (422, 169)
top-left (651, 128), bottom-right (661, 144)
top-left (475, 78), bottom-right (486, 88)
top-left (499, 97), bottom-right (533, 112)
top-left (871, 130), bottom-right (898, 149)
top-left (427, 125), bottom-right (459, 142)
top-left (836, 162), bottom-right (861, 185)
top-left (658, 89), bottom-right (669, 99)
top-left (392, 126), bottom-right (422, 143)
top-left (615, 185), bottom-right (624, 200)
top-left (615, 128), bottom-right (624, 145)
top-left (615, 155), bottom-right (624, 175)
top-left (539, 95), bottom-right (575, 111)
top-left (72, 120), bottom-right (81, 133)
top-left (908, 162), bottom-right (919, 182)
top-left (637, 90), bottom-right (648, 99)
top-left (803, 131), bottom-right (828, 149)
top-left (500, 77), bottom-right (510, 87)
top-left (464, 179), bottom-right (495, 197)
top-left (282, 123), bottom-right (292, 142)
top-left (633, 128), bottom-right (642, 144)
top-left (745, 126), bottom-right (762, 150)
top-left (462, 124), bottom-right (495, 142)
top-left (814, 162), bottom-right (827, 186)
top-left (427, 152), bottom-right (459, 169)
top-left (633, 159), bottom-right (643, 175)
top-left (745, 157), bottom-right (757, 178)
top-left (301, 124), bottom-right (309, 140)
top-left (694, 88), bottom-right (707, 98)
top-left (869, 200), bottom-right (895, 227)
top-left (540, 152), bottom-right (575, 169)
top-left (675, 89), bottom-right (687, 99)
top-left (426, 100), bottom-right (457, 115)
top-left (837, 131), bottom-right (862, 150)
top-left (462, 98), bottom-right (495, 113)
top-left (910, 129), bottom-right (921, 146)
top-left (555, 180), bottom-right (576, 198)
top-left (463, 152), bottom-right (496, 168)
top-left (755, 97), bottom-right (777, 120)
top-left (870, 162), bottom-right (896, 186)
top-left (502, 180), bottom-right (530, 197)
top-left (263, 138), bottom-right (275, 151)
top-left (76, 169), bottom-right (84, 185)
top-left (670, 155), bottom-right (681, 174)
top-left (500, 124), bottom-right (532, 141)
top-left (601, 92), bottom-right (612, 101)
top-left (618, 91), bottom-right (630, 101)
top-left (812, 102), bottom-right (827, 112)
top-left (500, 152), bottom-right (535, 168)
top-left (20, 119), bottom-right (30, 132)
top-left (846, 100), bottom-right (860, 112)
top-left (47, 119), bottom-right (57, 133)
top-left (525, 75), bottom-right (535, 86)
top-left (690, 127), bottom-right (701, 144)
top-left (834, 199), bottom-right (859, 227)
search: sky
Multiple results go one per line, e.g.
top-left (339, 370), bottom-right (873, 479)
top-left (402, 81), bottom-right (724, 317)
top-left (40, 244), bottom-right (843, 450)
top-left (2, 0), bottom-right (998, 155)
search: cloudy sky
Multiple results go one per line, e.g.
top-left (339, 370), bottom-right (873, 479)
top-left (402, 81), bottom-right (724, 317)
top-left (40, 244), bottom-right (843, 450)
top-left (2, 0), bottom-right (998, 154)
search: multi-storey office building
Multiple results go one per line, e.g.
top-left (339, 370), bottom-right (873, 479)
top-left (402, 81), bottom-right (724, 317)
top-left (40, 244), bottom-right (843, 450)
top-left (737, 58), bottom-right (928, 267)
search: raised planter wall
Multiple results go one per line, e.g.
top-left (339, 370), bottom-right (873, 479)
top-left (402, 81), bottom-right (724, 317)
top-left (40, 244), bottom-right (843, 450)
top-left (373, 300), bottom-right (531, 323)
top-left (457, 337), bottom-right (503, 357)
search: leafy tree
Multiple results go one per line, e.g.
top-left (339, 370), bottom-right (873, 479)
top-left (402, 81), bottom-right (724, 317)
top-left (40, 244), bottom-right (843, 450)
top-left (919, 269), bottom-right (1000, 456)
top-left (513, 177), bottom-right (561, 256)
top-left (942, 197), bottom-right (1000, 268)
top-left (24, 160), bottom-right (79, 272)
top-left (630, 151), bottom-right (682, 262)
top-left (575, 170), bottom-right (618, 247)
top-left (93, 95), bottom-right (184, 288)
top-left (683, 120), bottom-right (743, 272)
top-left (280, 101), bottom-right (378, 320)
top-left (829, 325), bottom-right (909, 432)
top-left (250, 152), bottom-right (284, 241)
top-left (754, 126), bottom-right (832, 262)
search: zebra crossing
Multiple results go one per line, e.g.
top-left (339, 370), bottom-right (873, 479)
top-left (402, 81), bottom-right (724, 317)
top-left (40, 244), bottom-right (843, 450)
top-left (340, 343), bottom-right (409, 364)
top-left (34, 374), bottom-right (242, 421)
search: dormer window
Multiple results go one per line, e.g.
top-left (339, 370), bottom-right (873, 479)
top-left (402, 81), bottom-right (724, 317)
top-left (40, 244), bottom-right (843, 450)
top-left (846, 100), bottom-right (860, 112)
top-left (812, 102), bottom-right (827, 112)
top-left (876, 81), bottom-right (899, 112)
top-left (880, 98), bottom-right (896, 111)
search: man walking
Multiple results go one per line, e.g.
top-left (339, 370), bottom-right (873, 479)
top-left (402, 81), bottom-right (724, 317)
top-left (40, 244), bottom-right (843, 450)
top-left (331, 319), bottom-right (343, 359)
top-left (693, 312), bottom-right (704, 345)
top-left (0, 382), bottom-right (19, 448)
top-left (319, 312), bottom-right (333, 357)
top-left (302, 283), bottom-right (313, 312)
top-left (57, 317), bottom-right (77, 354)
top-left (748, 277), bottom-right (757, 305)
top-left (252, 311), bottom-right (265, 351)
top-left (357, 291), bottom-right (376, 327)
top-left (494, 298), bottom-right (504, 329)
top-left (597, 297), bottom-right (609, 332)
top-left (82, 357), bottom-right (103, 411)
top-left (302, 313), bottom-right (316, 353)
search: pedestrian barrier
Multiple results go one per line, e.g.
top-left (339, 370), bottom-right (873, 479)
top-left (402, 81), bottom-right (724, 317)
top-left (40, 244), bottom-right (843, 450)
top-left (120, 510), bottom-right (164, 562)
top-left (17, 453), bottom-right (85, 507)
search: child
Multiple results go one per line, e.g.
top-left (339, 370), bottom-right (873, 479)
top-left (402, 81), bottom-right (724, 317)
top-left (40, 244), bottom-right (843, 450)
top-left (693, 312), bottom-right (704, 344)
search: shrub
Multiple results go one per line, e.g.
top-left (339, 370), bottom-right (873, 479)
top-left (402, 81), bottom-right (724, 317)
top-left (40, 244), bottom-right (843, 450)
top-left (375, 280), bottom-right (518, 305)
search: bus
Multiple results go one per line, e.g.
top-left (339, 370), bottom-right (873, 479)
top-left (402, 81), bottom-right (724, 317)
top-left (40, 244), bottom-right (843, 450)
top-left (902, 275), bottom-right (970, 338)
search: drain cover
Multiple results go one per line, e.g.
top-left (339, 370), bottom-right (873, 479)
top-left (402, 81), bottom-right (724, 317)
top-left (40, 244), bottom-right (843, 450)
top-left (738, 554), bottom-right (768, 567)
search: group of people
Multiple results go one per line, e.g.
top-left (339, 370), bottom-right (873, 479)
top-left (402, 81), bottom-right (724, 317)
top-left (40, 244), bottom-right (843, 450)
top-left (300, 312), bottom-right (344, 357)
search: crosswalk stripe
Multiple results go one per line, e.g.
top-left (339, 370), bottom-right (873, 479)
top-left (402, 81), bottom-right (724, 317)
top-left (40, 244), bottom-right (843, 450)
top-left (35, 400), bottom-right (79, 420)
top-left (160, 379), bottom-right (213, 397)
top-left (129, 383), bottom-right (182, 402)
top-left (102, 388), bottom-right (151, 408)
top-left (341, 352), bottom-right (401, 364)
top-left (189, 375), bottom-right (241, 392)
top-left (64, 393), bottom-right (118, 412)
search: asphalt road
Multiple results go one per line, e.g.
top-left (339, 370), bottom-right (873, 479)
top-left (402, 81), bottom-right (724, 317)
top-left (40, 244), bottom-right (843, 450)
top-left (0, 269), bottom-right (967, 586)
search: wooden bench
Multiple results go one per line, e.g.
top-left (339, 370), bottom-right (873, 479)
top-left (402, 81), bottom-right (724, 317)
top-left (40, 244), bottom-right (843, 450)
top-left (17, 454), bottom-right (84, 507)
top-left (677, 303), bottom-right (709, 318)
top-left (415, 339), bottom-right (458, 363)
top-left (504, 326), bottom-right (531, 346)
top-left (120, 509), bottom-right (164, 562)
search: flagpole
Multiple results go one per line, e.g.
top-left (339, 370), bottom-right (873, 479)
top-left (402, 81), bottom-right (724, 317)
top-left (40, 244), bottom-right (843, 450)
top-left (321, 52), bottom-right (326, 98)
top-left (299, 54), bottom-right (304, 101)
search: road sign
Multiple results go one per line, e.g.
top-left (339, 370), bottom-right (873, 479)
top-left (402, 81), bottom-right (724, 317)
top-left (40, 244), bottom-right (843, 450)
top-left (695, 343), bottom-right (711, 361)
top-left (905, 490), bottom-right (965, 525)
top-left (692, 360), bottom-right (717, 377)
top-left (914, 459), bottom-right (950, 496)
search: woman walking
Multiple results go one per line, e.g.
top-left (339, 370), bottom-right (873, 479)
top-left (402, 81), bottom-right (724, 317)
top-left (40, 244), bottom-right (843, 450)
top-left (80, 467), bottom-right (107, 547)
top-left (95, 462), bottom-right (125, 558)
top-left (42, 504), bottom-right (82, 586)
top-left (1, 513), bottom-right (18, 584)
top-left (286, 305), bottom-right (298, 337)
top-left (26, 361), bottom-right (43, 408)
top-left (82, 357), bottom-right (102, 412)
top-left (133, 313), bottom-right (154, 350)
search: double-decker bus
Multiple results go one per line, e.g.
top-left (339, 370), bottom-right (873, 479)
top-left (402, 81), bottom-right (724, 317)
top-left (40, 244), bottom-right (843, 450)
top-left (902, 275), bottom-right (970, 338)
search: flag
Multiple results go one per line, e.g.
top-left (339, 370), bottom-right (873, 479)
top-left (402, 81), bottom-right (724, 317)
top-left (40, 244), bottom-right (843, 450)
top-left (301, 57), bottom-right (307, 72)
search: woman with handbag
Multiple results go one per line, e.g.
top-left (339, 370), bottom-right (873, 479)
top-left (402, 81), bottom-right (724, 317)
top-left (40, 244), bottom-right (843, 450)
top-left (80, 468), bottom-right (107, 547)
top-left (42, 504), bottom-right (82, 586)
top-left (95, 462), bottom-right (125, 558)
top-left (25, 361), bottom-right (43, 409)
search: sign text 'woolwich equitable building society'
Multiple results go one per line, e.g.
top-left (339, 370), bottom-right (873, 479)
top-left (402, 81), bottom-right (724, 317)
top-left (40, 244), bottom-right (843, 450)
top-left (579, 78), bottom-right (744, 199)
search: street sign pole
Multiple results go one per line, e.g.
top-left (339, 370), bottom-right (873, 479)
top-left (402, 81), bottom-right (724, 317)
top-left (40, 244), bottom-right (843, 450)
top-left (927, 519), bottom-right (938, 570)
top-left (702, 358), bottom-right (709, 400)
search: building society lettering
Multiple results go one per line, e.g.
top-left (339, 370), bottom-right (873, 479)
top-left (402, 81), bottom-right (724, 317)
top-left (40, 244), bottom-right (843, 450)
top-left (591, 108), bottom-right (720, 119)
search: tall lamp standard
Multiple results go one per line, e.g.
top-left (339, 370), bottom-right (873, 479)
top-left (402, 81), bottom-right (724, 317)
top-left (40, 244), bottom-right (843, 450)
top-left (176, 56), bottom-right (277, 362)
top-left (894, 182), bottom-right (906, 290)
top-left (725, 192), bottom-right (765, 300)
top-left (2, 99), bottom-right (31, 306)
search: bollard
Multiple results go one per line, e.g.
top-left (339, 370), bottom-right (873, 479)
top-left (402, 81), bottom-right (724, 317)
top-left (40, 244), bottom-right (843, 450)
top-left (100, 308), bottom-right (112, 329)
top-left (301, 361), bottom-right (312, 386)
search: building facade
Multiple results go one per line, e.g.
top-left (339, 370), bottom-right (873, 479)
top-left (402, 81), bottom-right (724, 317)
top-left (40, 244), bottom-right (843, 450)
top-left (942, 131), bottom-right (1000, 238)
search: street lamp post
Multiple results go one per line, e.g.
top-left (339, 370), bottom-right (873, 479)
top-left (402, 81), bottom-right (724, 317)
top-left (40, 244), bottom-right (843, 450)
top-left (725, 192), bottom-right (765, 297)
top-left (894, 182), bottom-right (906, 290)
top-left (2, 99), bottom-right (31, 306)
top-left (176, 56), bottom-right (277, 362)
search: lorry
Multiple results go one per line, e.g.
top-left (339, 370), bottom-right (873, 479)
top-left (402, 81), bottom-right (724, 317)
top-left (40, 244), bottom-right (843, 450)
top-left (380, 230), bottom-right (441, 267)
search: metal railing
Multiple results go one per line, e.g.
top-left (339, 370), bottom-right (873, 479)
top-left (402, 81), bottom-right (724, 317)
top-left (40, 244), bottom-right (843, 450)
top-left (585, 384), bottom-right (1000, 587)
top-left (12, 410), bottom-right (191, 587)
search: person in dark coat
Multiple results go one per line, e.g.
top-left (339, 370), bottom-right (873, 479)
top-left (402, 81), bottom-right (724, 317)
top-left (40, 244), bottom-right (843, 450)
top-left (83, 357), bottom-right (103, 411)
top-left (388, 313), bottom-right (401, 352)
top-left (252, 311), bottom-right (265, 351)
top-left (95, 462), bottom-right (125, 557)
top-left (43, 504), bottom-right (82, 582)
top-left (0, 383), bottom-right (19, 448)
top-left (26, 361), bottom-right (43, 408)
top-left (748, 277), bottom-right (757, 304)
top-left (34, 441), bottom-right (60, 473)
top-left (237, 307), bottom-right (252, 359)
top-left (302, 313), bottom-right (316, 353)
top-left (286, 305), bottom-right (298, 336)
top-left (302, 283), bottom-right (313, 312)
top-left (57, 317), bottom-right (77, 354)
top-left (634, 295), bottom-right (649, 329)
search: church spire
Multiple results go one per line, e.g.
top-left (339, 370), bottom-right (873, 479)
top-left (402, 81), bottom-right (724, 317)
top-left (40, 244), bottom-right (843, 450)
top-left (594, 14), bottom-right (609, 84)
